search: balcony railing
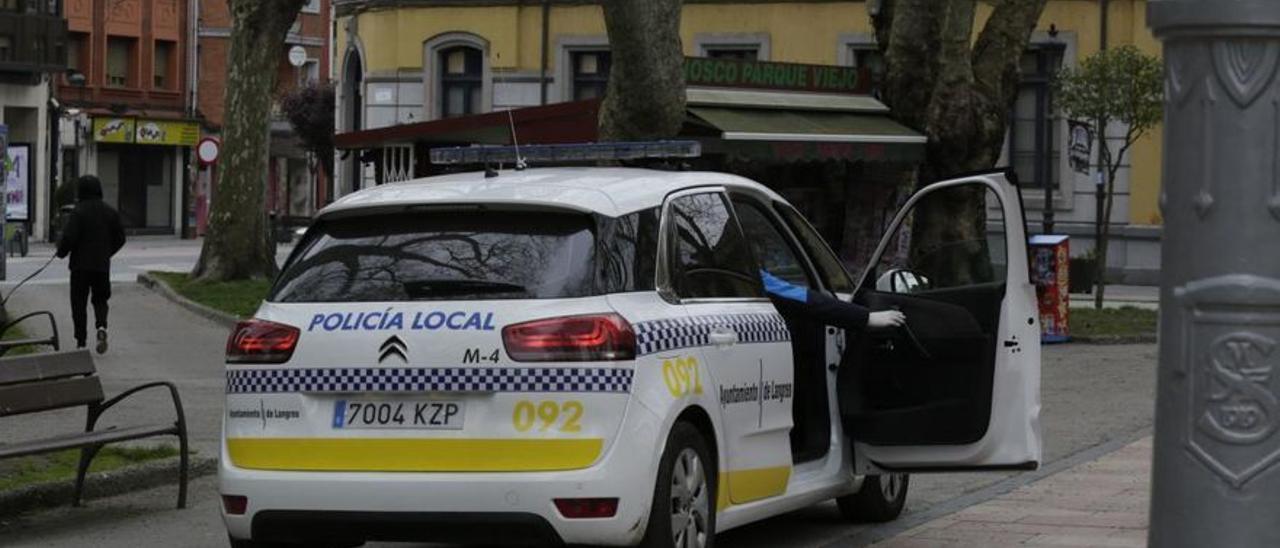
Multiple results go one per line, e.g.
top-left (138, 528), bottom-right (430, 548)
top-left (0, 11), bottom-right (68, 78)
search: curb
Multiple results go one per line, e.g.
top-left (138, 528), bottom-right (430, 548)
top-left (0, 455), bottom-right (217, 517)
top-left (137, 272), bottom-right (239, 329)
top-left (1070, 334), bottom-right (1158, 345)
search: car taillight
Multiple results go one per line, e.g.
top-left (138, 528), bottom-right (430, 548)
top-left (502, 313), bottom-right (636, 362)
top-left (554, 497), bottom-right (619, 519)
top-left (222, 494), bottom-right (248, 515)
top-left (226, 319), bottom-right (300, 364)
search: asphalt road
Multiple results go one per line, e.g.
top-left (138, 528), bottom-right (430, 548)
top-left (0, 340), bottom-right (1157, 548)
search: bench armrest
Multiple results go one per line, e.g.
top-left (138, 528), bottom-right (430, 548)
top-left (0, 311), bottom-right (60, 353)
top-left (88, 381), bottom-right (188, 435)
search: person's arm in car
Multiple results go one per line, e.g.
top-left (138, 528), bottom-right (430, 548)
top-left (760, 269), bottom-right (904, 331)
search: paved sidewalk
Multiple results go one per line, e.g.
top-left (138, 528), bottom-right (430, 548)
top-left (5, 236), bottom-right (292, 286)
top-left (0, 283), bottom-right (231, 456)
top-left (875, 437), bottom-right (1152, 547)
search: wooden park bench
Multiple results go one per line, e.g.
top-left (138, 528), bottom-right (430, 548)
top-left (0, 311), bottom-right (61, 357)
top-left (0, 349), bottom-right (189, 508)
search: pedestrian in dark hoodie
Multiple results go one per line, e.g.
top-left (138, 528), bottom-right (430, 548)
top-left (56, 175), bottom-right (126, 353)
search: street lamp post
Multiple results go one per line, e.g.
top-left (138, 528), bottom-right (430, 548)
top-left (1042, 26), bottom-right (1064, 235)
top-left (1148, 2), bottom-right (1280, 546)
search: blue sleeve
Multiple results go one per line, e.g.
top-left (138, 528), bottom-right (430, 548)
top-left (761, 269), bottom-right (870, 331)
top-left (761, 269), bottom-right (809, 303)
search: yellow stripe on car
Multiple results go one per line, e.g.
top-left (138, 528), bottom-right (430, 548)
top-left (227, 438), bottom-right (604, 472)
top-left (717, 465), bottom-right (792, 509)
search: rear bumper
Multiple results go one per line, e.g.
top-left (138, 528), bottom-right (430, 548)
top-left (251, 510), bottom-right (563, 546)
top-left (219, 401), bottom-right (664, 546)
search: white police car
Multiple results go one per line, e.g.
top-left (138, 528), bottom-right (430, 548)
top-left (219, 143), bottom-right (1041, 547)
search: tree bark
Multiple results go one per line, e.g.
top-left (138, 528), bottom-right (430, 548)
top-left (874, 0), bottom-right (1047, 282)
top-left (1093, 125), bottom-right (1133, 309)
top-left (1093, 132), bottom-right (1112, 309)
top-left (598, 0), bottom-right (686, 141)
top-left (193, 0), bottom-right (307, 281)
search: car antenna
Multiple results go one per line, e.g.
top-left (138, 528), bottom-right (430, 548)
top-left (497, 52), bottom-right (526, 171)
top-left (507, 110), bottom-right (526, 171)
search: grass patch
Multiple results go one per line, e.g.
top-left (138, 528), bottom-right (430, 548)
top-left (151, 271), bottom-right (271, 319)
top-left (1071, 306), bottom-right (1157, 339)
top-left (0, 445), bottom-right (180, 491)
top-left (1, 319), bottom-right (38, 356)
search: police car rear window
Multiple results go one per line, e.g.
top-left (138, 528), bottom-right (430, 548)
top-left (271, 211), bottom-right (599, 302)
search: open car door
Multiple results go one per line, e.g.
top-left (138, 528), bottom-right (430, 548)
top-left (840, 170), bottom-right (1041, 472)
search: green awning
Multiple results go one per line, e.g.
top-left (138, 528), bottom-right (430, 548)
top-left (689, 106), bottom-right (925, 143)
top-left (687, 106), bottom-right (925, 163)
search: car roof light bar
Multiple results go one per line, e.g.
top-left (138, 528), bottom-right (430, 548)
top-left (429, 140), bottom-right (702, 165)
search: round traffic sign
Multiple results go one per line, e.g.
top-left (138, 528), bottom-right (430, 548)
top-left (197, 137), bottom-right (221, 165)
top-left (288, 45), bottom-right (308, 68)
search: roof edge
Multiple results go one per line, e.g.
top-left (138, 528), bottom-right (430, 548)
top-left (685, 88), bottom-right (889, 113)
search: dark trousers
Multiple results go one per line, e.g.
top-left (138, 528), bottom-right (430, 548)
top-left (70, 269), bottom-right (111, 346)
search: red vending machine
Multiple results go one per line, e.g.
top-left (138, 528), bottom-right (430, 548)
top-left (1029, 235), bottom-right (1070, 343)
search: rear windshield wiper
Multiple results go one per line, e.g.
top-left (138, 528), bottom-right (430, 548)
top-left (404, 279), bottom-right (529, 299)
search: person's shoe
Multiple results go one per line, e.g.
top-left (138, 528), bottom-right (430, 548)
top-left (95, 327), bottom-right (108, 355)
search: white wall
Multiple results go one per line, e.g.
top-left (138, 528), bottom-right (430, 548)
top-left (0, 79), bottom-right (51, 241)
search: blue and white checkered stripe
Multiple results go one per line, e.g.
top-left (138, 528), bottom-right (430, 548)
top-left (226, 367), bottom-right (634, 394)
top-left (634, 313), bottom-right (790, 356)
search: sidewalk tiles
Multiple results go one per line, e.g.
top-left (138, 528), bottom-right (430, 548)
top-left (874, 437), bottom-right (1152, 547)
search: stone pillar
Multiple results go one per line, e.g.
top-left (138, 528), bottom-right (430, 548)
top-left (1148, 3), bottom-right (1280, 546)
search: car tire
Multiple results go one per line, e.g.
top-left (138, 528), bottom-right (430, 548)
top-left (639, 421), bottom-right (718, 548)
top-left (836, 473), bottom-right (909, 523)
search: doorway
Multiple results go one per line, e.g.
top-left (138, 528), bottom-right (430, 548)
top-left (97, 145), bottom-right (174, 231)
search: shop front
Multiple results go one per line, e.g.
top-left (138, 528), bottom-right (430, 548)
top-left (90, 117), bottom-right (196, 234)
top-left (334, 57), bottom-right (925, 270)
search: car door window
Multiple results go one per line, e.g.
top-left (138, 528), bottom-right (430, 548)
top-left (872, 186), bottom-right (1007, 294)
top-left (736, 197), bottom-right (835, 463)
top-left (667, 192), bottom-right (762, 299)
top-left (774, 203), bottom-right (854, 294)
top-left (732, 199), bottom-right (814, 288)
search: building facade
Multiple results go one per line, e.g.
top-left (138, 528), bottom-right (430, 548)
top-left (1, 0), bottom-right (66, 244)
top-left (194, 0), bottom-right (331, 237)
top-left (54, 0), bottom-right (196, 237)
top-left (332, 0), bottom-right (1164, 283)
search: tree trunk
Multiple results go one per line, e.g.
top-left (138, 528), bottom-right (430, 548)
top-left (1094, 135), bottom-right (1125, 310)
top-left (192, 0), bottom-right (307, 282)
top-left (598, 0), bottom-right (686, 141)
top-left (874, 0), bottom-right (1047, 280)
top-left (1093, 140), bottom-right (1110, 309)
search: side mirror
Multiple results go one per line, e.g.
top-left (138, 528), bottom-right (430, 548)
top-left (876, 268), bottom-right (931, 294)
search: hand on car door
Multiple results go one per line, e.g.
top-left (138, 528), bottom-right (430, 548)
top-left (868, 310), bottom-right (906, 329)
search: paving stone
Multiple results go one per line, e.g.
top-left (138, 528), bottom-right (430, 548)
top-left (1026, 533), bottom-right (1146, 547)
top-left (877, 437), bottom-right (1154, 547)
top-left (946, 520), bottom-right (1120, 538)
top-left (910, 526), bottom-right (1037, 545)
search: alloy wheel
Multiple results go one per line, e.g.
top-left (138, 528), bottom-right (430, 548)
top-left (669, 448), bottom-right (710, 548)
